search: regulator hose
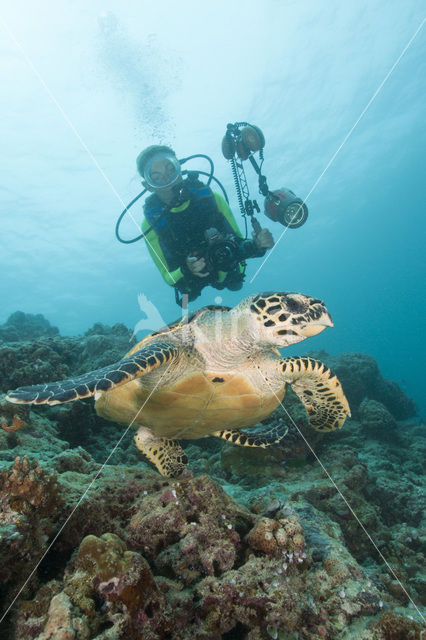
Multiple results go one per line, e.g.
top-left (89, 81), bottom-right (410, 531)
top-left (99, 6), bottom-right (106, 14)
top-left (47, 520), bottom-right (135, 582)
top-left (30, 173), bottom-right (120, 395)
top-left (115, 189), bottom-right (147, 244)
top-left (115, 154), bottom-right (230, 244)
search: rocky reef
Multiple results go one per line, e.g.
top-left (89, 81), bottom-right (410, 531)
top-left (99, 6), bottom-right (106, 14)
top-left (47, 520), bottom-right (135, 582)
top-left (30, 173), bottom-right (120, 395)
top-left (0, 313), bottom-right (59, 344)
top-left (0, 313), bottom-right (424, 639)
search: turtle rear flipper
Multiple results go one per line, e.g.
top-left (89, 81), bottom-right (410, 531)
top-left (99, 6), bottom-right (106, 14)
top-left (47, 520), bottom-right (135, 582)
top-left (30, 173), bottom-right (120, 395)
top-left (281, 357), bottom-right (350, 431)
top-left (6, 341), bottom-right (179, 406)
top-left (213, 425), bottom-right (287, 447)
top-left (134, 427), bottom-right (188, 477)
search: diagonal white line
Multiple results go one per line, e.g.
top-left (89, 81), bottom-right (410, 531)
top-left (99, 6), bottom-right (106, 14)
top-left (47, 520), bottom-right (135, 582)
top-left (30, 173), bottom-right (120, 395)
top-left (0, 16), bottom-right (177, 285)
top-left (253, 360), bottom-right (425, 622)
top-left (0, 357), bottom-right (176, 623)
top-left (250, 17), bottom-right (426, 284)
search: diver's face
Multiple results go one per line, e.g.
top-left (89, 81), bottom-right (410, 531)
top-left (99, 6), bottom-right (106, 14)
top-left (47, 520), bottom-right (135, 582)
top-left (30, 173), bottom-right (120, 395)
top-left (144, 156), bottom-right (182, 204)
top-left (149, 157), bottom-right (180, 187)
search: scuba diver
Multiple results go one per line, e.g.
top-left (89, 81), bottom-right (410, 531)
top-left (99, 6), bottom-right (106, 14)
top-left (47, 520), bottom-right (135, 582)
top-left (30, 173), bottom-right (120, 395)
top-left (135, 145), bottom-right (274, 305)
top-left (116, 123), bottom-right (308, 307)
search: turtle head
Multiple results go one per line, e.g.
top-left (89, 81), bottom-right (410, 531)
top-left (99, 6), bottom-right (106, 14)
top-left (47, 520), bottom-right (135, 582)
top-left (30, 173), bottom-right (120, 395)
top-left (244, 292), bottom-right (333, 347)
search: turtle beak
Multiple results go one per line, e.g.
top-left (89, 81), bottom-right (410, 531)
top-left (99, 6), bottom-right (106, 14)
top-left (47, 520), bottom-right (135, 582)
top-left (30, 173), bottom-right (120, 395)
top-left (300, 311), bottom-right (334, 337)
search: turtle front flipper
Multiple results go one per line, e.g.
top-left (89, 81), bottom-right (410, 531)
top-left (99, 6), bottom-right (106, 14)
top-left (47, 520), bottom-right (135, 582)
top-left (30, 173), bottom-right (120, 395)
top-left (6, 341), bottom-right (179, 406)
top-left (134, 427), bottom-right (188, 477)
top-left (212, 426), bottom-right (287, 448)
top-left (280, 357), bottom-right (350, 431)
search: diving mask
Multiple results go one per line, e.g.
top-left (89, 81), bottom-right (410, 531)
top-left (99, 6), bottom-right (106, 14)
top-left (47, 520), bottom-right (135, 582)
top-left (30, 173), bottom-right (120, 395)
top-left (143, 153), bottom-right (182, 190)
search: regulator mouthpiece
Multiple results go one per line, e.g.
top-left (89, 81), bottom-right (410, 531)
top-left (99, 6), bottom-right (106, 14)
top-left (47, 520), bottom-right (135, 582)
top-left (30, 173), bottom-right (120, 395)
top-left (264, 188), bottom-right (308, 229)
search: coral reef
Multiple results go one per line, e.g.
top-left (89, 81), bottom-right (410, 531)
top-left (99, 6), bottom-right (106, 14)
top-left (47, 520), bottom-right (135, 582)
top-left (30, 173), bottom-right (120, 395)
top-left (0, 456), bottom-right (63, 609)
top-left (0, 319), bottom-right (424, 638)
top-left (0, 320), bottom-right (135, 464)
top-left (0, 320), bottom-right (134, 393)
top-left (359, 399), bottom-right (398, 437)
top-left (1, 467), bottom-right (423, 639)
top-left (0, 312), bottom-right (59, 343)
top-left (245, 515), bottom-right (306, 558)
top-left (7, 473), bottom-right (415, 639)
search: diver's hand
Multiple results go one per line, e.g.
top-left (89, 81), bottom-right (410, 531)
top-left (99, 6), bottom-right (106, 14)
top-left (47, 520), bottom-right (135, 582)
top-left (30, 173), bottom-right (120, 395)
top-left (186, 256), bottom-right (210, 278)
top-left (254, 228), bottom-right (274, 249)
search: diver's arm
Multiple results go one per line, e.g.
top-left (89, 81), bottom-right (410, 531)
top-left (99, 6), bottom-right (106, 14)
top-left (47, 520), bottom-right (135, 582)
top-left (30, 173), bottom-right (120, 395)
top-left (142, 219), bottom-right (208, 296)
top-left (213, 193), bottom-right (244, 238)
top-left (213, 192), bottom-right (269, 258)
top-left (141, 218), bottom-right (185, 287)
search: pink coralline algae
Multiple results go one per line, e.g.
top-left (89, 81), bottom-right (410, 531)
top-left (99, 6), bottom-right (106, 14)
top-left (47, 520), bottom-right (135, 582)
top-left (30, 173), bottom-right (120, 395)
top-left (127, 475), bottom-right (248, 585)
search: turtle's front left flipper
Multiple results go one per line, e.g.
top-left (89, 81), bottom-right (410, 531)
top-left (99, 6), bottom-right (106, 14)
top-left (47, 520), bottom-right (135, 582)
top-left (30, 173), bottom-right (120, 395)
top-left (280, 357), bottom-right (350, 431)
top-left (6, 341), bottom-right (179, 406)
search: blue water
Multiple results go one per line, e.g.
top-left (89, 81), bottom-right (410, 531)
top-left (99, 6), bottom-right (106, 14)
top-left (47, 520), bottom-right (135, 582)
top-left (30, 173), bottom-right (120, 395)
top-left (1, 1), bottom-right (425, 414)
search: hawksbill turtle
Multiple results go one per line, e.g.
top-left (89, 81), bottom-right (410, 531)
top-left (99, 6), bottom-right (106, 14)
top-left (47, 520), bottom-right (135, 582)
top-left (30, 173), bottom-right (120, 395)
top-left (6, 292), bottom-right (350, 477)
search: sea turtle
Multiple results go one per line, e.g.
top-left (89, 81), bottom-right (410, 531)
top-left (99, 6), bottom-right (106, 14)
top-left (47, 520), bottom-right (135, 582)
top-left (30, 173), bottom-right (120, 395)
top-left (6, 292), bottom-right (350, 477)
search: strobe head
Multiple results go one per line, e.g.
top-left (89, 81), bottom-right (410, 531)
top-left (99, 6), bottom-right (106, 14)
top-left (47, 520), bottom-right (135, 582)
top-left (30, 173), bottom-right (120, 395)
top-left (264, 188), bottom-right (308, 229)
top-left (221, 124), bottom-right (265, 160)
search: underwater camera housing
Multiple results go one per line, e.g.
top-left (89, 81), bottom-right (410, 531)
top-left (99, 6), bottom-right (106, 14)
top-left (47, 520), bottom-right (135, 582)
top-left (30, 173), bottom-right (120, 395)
top-left (194, 228), bottom-right (241, 272)
top-left (264, 188), bottom-right (308, 229)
